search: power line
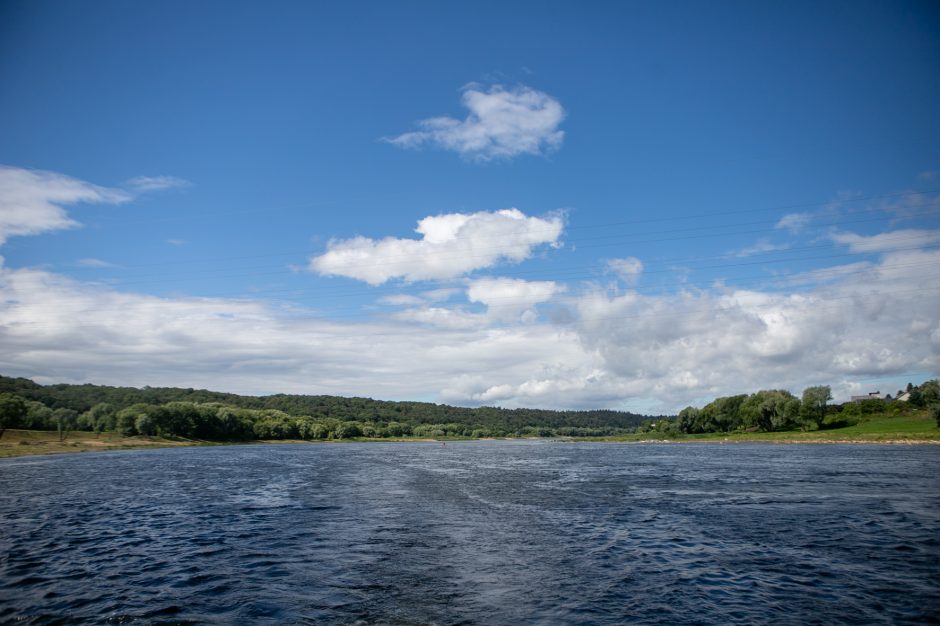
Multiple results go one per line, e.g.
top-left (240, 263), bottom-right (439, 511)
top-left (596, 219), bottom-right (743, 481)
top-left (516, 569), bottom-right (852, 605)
top-left (63, 189), bottom-right (940, 271)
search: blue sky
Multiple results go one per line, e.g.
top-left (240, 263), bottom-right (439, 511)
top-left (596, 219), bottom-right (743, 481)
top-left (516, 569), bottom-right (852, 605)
top-left (1, 0), bottom-right (938, 412)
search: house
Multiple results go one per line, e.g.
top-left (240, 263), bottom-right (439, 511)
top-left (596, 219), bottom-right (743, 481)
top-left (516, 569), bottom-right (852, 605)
top-left (850, 391), bottom-right (883, 403)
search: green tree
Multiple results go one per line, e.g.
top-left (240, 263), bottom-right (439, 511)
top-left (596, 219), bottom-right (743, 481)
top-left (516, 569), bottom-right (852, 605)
top-left (115, 404), bottom-right (152, 436)
top-left (52, 408), bottom-right (78, 441)
top-left (135, 414), bottom-right (157, 436)
top-left (676, 406), bottom-right (701, 434)
top-left (0, 393), bottom-right (28, 439)
top-left (24, 401), bottom-right (54, 430)
top-left (919, 380), bottom-right (940, 405)
top-left (801, 385), bottom-right (832, 429)
top-left (741, 390), bottom-right (800, 432)
top-left (85, 403), bottom-right (115, 436)
top-left (333, 421), bottom-right (362, 439)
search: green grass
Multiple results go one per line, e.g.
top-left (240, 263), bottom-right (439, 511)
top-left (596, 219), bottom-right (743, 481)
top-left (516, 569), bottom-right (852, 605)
top-left (600, 410), bottom-right (940, 443)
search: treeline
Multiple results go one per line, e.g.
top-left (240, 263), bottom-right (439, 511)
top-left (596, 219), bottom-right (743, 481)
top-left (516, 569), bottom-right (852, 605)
top-left (637, 380), bottom-right (940, 436)
top-left (0, 375), bottom-right (655, 440)
top-left (2, 376), bottom-right (937, 442)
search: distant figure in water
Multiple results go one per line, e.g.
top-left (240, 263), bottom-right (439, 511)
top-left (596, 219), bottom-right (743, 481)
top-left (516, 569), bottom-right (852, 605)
top-left (442, 441), bottom-right (446, 446)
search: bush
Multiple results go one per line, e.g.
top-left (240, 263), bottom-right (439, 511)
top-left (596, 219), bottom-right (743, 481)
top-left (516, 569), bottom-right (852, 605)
top-left (929, 404), bottom-right (940, 428)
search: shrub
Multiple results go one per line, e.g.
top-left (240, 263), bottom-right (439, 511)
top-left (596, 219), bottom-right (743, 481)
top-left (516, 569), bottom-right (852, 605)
top-left (929, 404), bottom-right (940, 428)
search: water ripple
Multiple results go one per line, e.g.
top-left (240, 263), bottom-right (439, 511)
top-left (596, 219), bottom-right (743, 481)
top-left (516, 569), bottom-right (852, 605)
top-left (1, 442), bottom-right (938, 624)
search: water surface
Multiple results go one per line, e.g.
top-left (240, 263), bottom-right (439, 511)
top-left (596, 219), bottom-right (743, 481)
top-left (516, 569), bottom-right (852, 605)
top-left (1, 441), bottom-right (938, 624)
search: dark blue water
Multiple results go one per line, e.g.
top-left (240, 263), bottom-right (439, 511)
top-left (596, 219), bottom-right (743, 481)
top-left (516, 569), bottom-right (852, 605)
top-left (1, 442), bottom-right (939, 625)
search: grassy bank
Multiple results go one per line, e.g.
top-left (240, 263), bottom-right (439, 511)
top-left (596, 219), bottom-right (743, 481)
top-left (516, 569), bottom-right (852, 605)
top-left (601, 410), bottom-right (940, 443)
top-left (0, 429), bottom-right (203, 458)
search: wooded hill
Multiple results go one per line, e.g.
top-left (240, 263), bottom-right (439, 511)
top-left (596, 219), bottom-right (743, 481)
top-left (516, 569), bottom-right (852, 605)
top-left (0, 375), bottom-right (655, 436)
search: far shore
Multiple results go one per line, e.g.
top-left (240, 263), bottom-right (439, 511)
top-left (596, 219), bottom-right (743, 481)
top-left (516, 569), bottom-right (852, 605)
top-left (1, 428), bottom-right (939, 459)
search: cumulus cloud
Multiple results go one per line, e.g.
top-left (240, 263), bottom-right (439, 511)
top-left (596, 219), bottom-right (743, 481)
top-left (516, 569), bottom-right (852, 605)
top-left (0, 261), bottom-right (591, 403)
top-left (0, 165), bottom-right (131, 244)
top-left (1, 229), bottom-right (938, 411)
top-left (385, 84), bottom-right (565, 161)
top-left (467, 277), bottom-right (564, 322)
top-left (2, 166), bottom-right (937, 416)
top-left (606, 257), bottom-right (644, 284)
top-left (309, 208), bottom-right (564, 285)
top-left (568, 235), bottom-right (940, 408)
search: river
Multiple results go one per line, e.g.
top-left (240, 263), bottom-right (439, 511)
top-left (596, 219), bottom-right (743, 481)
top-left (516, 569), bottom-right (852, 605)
top-left (1, 441), bottom-right (938, 624)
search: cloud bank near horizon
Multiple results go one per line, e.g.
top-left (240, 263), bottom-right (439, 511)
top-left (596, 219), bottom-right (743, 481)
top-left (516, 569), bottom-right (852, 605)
top-left (1, 166), bottom-right (937, 413)
top-left (3, 233), bottom-right (937, 411)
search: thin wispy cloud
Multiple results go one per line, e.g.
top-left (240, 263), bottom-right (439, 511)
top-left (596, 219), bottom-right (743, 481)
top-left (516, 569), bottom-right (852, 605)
top-left (0, 165), bottom-right (130, 245)
top-left (830, 228), bottom-right (940, 253)
top-left (309, 208), bottom-right (564, 285)
top-left (0, 166), bottom-right (191, 247)
top-left (125, 175), bottom-right (191, 192)
top-left (775, 212), bottom-right (811, 233)
top-left (76, 258), bottom-right (114, 268)
top-left (731, 239), bottom-right (790, 258)
top-left (385, 84), bottom-right (565, 161)
top-left (606, 257), bottom-right (644, 285)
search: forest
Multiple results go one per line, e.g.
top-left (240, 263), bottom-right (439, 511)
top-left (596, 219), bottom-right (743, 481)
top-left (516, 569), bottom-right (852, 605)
top-left (0, 375), bottom-right (937, 442)
top-left (0, 375), bottom-right (655, 440)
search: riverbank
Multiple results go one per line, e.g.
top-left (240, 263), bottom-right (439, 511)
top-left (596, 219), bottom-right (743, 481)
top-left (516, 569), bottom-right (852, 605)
top-left (600, 411), bottom-right (940, 444)
top-left (2, 411), bottom-right (938, 458)
top-left (0, 429), bottom-right (204, 458)
top-left (0, 430), bottom-right (452, 458)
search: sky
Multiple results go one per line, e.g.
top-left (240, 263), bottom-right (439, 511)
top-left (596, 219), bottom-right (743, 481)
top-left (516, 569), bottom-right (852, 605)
top-left (1, 0), bottom-right (939, 413)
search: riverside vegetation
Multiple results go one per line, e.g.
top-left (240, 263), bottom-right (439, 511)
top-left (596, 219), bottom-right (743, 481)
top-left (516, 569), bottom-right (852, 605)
top-left (0, 375), bottom-right (938, 456)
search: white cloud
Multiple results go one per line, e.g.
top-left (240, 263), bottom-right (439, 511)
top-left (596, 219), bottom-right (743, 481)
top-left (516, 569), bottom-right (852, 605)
top-left (830, 228), bottom-right (940, 253)
top-left (0, 165), bottom-right (131, 244)
top-left (775, 261), bottom-right (873, 287)
top-left (2, 171), bottom-right (938, 416)
top-left (385, 84), bottom-right (565, 161)
top-left (0, 261), bottom-right (591, 404)
top-left (76, 258), bottom-right (114, 268)
top-left (309, 208), bottom-right (564, 285)
top-left (378, 294), bottom-right (426, 307)
top-left (422, 287), bottom-right (462, 302)
top-left (730, 239), bottom-right (790, 258)
top-left (606, 257), bottom-right (644, 284)
top-left (467, 276), bottom-right (564, 322)
top-left (125, 175), bottom-right (190, 192)
top-left (391, 306), bottom-right (485, 330)
top-left (1, 232), bottom-right (938, 411)
top-left (775, 212), bottom-right (811, 233)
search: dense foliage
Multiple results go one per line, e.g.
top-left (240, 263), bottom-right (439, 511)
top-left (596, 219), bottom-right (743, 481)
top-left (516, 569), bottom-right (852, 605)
top-left (661, 380), bottom-right (940, 436)
top-left (2, 376), bottom-right (937, 441)
top-left (0, 376), bottom-right (654, 440)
